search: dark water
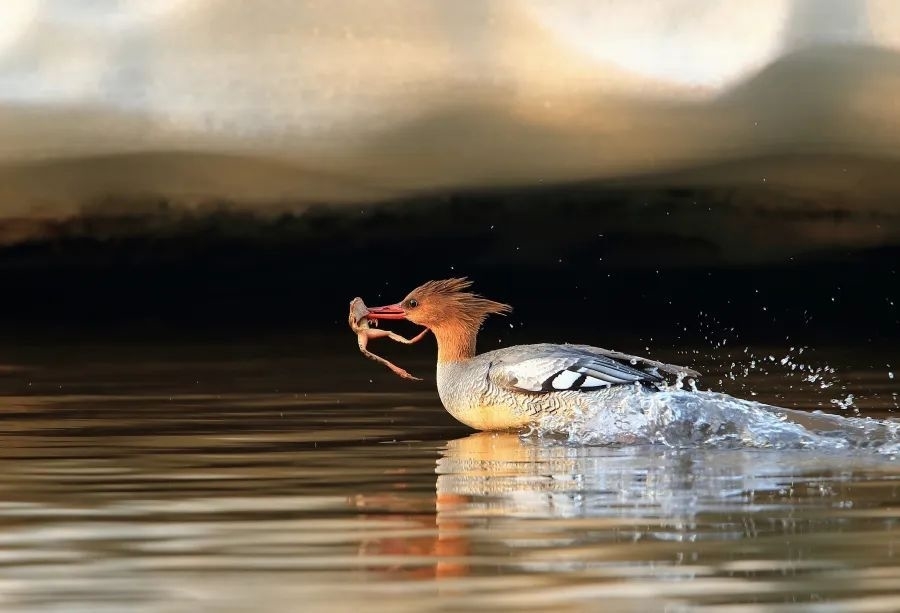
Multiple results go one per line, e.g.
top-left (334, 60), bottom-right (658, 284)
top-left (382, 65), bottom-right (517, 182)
top-left (0, 342), bottom-right (897, 612)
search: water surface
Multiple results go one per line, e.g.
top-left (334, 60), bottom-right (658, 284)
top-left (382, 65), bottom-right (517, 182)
top-left (0, 344), bottom-right (896, 612)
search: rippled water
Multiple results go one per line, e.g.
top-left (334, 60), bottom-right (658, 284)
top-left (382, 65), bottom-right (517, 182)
top-left (0, 343), bottom-right (897, 612)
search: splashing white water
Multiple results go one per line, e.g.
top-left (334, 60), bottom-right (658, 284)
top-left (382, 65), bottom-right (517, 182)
top-left (667, 310), bottom-right (852, 405)
top-left (534, 386), bottom-right (900, 455)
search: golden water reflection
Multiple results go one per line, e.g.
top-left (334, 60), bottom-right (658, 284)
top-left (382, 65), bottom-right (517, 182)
top-left (0, 351), bottom-right (895, 611)
top-left (356, 431), bottom-right (900, 610)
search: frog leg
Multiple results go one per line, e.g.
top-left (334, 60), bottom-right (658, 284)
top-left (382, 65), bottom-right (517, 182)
top-left (359, 347), bottom-right (422, 381)
top-left (385, 328), bottom-right (429, 345)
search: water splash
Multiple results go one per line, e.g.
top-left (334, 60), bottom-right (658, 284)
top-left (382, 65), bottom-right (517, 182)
top-left (534, 386), bottom-right (900, 455)
top-left (663, 309), bottom-right (854, 406)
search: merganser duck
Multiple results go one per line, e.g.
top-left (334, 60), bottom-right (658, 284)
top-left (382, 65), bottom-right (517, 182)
top-left (365, 278), bottom-right (700, 431)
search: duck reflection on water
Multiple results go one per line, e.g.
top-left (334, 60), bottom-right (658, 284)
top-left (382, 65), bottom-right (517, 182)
top-left (354, 432), bottom-right (894, 581)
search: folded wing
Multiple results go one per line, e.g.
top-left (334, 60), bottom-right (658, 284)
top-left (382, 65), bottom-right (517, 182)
top-left (487, 343), bottom-right (687, 394)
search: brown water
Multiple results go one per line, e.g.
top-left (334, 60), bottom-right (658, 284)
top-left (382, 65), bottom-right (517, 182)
top-left (0, 344), bottom-right (897, 612)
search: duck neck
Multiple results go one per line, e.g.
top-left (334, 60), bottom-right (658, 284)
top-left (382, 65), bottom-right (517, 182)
top-left (432, 323), bottom-right (478, 363)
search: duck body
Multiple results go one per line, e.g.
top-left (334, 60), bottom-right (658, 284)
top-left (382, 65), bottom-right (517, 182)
top-left (436, 343), bottom-right (691, 430)
top-left (365, 279), bottom-right (699, 432)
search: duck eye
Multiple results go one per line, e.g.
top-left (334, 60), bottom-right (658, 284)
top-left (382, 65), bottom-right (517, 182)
top-left (407, 299), bottom-right (418, 308)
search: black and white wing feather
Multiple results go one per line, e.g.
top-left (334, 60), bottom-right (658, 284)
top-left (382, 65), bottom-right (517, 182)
top-left (486, 343), bottom-right (674, 394)
top-left (566, 344), bottom-right (700, 378)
